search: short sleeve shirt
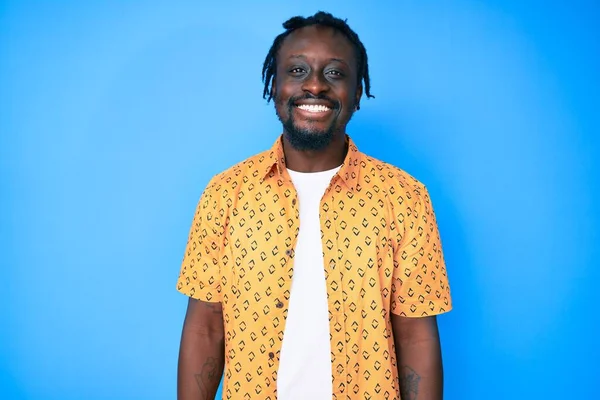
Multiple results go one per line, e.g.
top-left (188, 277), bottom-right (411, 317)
top-left (176, 135), bottom-right (452, 400)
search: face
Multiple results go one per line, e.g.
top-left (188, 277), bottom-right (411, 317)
top-left (272, 25), bottom-right (363, 151)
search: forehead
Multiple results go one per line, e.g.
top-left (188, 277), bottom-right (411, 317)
top-left (277, 25), bottom-right (356, 64)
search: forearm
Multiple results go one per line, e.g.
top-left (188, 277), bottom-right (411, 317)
top-left (392, 314), bottom-right (443, 400)
top-left (177, 323), bottom-right (225, 400)
top-left (396, 335), bottom-right (443, 400)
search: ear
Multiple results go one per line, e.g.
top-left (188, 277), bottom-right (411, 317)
top-left (354, 83), bottom-right (362, 111)
top-left (270, 77), bottom-right (277, 100)
top-left (355, 83), bottom-right (363, 109)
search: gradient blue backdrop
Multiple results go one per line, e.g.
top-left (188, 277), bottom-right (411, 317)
top-left (1, 1), bottom-right (598, 399)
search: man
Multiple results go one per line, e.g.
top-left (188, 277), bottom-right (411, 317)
top-left (176, 11), bottom-right (452, 400)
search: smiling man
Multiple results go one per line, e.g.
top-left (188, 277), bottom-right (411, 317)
top-left (176, 11), bottom-right (452, 400)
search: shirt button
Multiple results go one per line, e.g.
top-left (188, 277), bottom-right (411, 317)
top-left (292, 199), bottom-right (296, 205)
top-left (268, 352), bottom-right (275, 359)
top-left (285, 249), bottom-right (292, 256)
top-left (276, 301), bottom-right (284, 308)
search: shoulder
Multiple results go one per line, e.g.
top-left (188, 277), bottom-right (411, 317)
top-left (204, 147), bottom-right (273, 196)
top-left (359, 153), bottom-right (428, 197)
top-left (358, 153), bottom-right (437, 228)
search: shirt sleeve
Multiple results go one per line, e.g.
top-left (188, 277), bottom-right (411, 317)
top-left (390, 183), bottom-right (452, 317)
top-left (176, 179), bottom-right (223, 302)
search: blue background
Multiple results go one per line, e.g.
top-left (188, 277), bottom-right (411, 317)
top-left (1, 1), bottom-right (598, 399)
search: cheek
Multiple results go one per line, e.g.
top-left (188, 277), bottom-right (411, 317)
top-left (274, 90), bottom-right (286, 106)
top-left (341, 95), bottom-right (357, 114)
top-left (274, 90), bottom-right (285, 107)
top-left (274, 87), bottom-right (294, 115)
top-left (273, 94), bottom-right (289, 119)
top-left (337, 86), bottom-right (358, 109)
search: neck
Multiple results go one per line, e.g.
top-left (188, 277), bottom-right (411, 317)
top-left (282, 131), bottom-right (347, 173)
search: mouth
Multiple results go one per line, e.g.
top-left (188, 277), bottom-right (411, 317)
top-left (295, 103), bottom-right (332, 113)
top-left (293, 100), bottom-right (335, 117)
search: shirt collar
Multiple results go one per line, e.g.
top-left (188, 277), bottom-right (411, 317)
top-left (260, 134), bottom-right (362, 192)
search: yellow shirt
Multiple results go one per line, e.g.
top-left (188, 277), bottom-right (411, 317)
top-left (176, 135), bottom-right (452, 399)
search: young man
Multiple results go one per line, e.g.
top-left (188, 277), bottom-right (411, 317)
top-left (176, 11), bottom-right (452, 400)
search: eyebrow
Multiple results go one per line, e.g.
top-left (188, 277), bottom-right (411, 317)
top-left (288, 54), bottom-right (349, 67)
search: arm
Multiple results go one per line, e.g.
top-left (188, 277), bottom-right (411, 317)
top-left (177, 297), bottom-right (225, 400)
top-left (391, 315), bottom-right (443, 400)
top-left (389, 184), bottom-right (451, 399)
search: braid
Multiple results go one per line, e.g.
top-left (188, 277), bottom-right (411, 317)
top-left (262, 11), bottom-right (374, 102)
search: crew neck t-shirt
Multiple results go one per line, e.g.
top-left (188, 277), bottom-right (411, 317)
top-left (276, 166), bottom-right (341, 400)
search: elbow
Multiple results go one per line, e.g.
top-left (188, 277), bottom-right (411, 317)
top-left (183, 321), bottom-right (225, 343)
top-left (391, 315), bottom-right (440, 347)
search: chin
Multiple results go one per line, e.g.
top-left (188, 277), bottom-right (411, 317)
top-left (296, 126), bottom-right (329, 137)
top-left (284, 124), bottom-right (336, 151)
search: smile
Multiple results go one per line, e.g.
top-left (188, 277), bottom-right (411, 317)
top-left (295, 104), bottom-right (332, 113)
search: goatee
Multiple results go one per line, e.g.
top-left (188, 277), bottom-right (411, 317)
top-left (281, 116), bottom-right (336, 151)
top-left (276, 93), bottom-right (340, 151)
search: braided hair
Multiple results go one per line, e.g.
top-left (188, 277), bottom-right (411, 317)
top-left (261, 11), bottom-right (374, 103)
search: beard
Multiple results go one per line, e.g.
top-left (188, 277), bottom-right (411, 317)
top-left (276, 93), bottom-right (341, 151)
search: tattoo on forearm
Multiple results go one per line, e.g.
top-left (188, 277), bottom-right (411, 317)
top-left (194, 357), bottom-right (222, 399)
top-left (399, 365), bottom-right (421, 400)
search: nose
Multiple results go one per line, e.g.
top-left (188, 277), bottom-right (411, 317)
top-left (301, 71), bottom-right (330, 96)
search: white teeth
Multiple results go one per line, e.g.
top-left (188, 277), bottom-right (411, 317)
top-left (297, 104), bottom-right (331, 112)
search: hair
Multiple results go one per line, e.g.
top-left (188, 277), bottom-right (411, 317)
top-left (261, 11), bottom-right (374, 103)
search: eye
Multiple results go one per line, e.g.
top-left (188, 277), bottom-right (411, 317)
top-left (326, 69), bottom-right (344, 77)
top-left (289, 67), bottom-right (306, 74)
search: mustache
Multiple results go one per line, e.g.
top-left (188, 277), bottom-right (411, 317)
top-left (287, 93), bottom-right (340, 110)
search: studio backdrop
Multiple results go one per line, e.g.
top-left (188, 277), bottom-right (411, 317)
top-left (1, 1), bottom-right (598, 399)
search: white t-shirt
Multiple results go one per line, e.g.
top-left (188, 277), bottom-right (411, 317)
top-left (277, 166), bottom-right (341, 400)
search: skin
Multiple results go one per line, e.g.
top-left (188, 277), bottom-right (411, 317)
top-left (177, 24), bottom-right (444, 400)
top-left (272, 25), bottom-right (362, 172)
top-left (392, 315), bottom-right (444, 400)
top-left (177, 298), bottom-right (224, 400)
top-left (273, 27), bottom-right (445, 398)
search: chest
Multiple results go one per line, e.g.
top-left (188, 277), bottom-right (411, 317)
top-left (222, 181), bottom-right (396, 302)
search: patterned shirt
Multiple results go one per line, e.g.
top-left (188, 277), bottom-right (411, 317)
top-left (176, 135), bottom-right (452, 400)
